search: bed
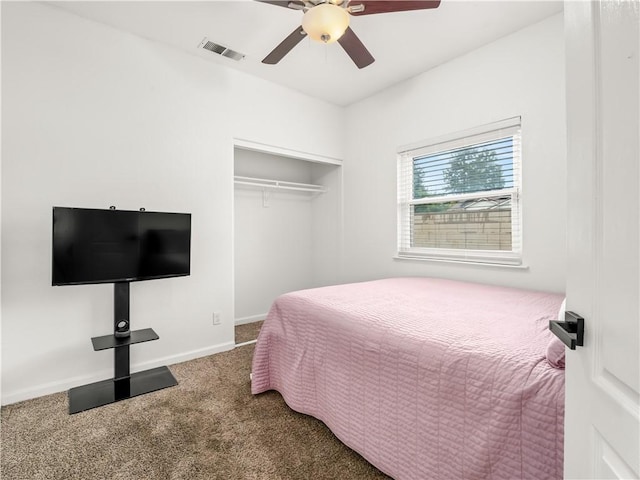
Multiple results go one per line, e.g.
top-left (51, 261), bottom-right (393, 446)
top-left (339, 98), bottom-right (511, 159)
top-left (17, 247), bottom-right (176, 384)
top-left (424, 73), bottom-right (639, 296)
top-left (251, 277), bottom-right (565, 480)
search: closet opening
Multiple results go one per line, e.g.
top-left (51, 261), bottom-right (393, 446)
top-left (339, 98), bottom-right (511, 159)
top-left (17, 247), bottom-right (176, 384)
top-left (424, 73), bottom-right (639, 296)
top-left (233, 144), bottom-right (342, 345)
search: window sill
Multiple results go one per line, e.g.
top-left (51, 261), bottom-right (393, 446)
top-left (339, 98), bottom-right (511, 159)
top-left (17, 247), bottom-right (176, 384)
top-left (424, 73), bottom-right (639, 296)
top-left (393, 255), bottom-right (529, 270)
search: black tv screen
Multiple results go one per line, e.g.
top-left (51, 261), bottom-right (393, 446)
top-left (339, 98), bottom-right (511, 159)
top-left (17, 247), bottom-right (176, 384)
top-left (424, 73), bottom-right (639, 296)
top-left (52, 207), bottom-right (191, 286)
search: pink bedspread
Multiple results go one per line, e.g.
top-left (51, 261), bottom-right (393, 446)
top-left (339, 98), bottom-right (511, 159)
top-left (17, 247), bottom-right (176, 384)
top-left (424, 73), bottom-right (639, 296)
top-left (251, 277), bottom-right (565, 480)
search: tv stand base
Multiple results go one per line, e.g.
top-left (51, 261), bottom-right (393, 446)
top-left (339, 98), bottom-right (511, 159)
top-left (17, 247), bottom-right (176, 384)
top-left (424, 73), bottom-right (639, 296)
top-left (68, 283), bottom-right (178, 414)
top-left (68, 366), bottom-right (177, 414)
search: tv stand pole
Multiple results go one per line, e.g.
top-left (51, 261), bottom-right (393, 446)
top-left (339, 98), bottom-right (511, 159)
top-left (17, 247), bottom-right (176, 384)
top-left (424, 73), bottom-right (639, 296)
top-left (68, 281), bottom-right (178, 414)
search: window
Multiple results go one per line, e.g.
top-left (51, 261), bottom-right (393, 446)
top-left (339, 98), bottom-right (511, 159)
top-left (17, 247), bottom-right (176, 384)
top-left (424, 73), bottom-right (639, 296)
top-left (397, 117), bottom-right (522, 265)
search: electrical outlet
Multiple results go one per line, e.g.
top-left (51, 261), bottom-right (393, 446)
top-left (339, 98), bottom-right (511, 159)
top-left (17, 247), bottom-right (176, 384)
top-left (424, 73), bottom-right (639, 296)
top-left (212, 312), bottom-right (221, 325)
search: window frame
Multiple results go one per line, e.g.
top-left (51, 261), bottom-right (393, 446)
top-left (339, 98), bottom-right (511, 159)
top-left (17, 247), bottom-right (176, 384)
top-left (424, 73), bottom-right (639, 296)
top-left (397, 117), bottom-right (522, 266)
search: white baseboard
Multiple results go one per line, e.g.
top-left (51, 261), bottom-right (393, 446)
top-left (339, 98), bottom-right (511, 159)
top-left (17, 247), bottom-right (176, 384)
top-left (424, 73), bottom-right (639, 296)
top-left (1, 340), bottom-right (235, 407)
top-left (235, 313), bottom-right (267, 326)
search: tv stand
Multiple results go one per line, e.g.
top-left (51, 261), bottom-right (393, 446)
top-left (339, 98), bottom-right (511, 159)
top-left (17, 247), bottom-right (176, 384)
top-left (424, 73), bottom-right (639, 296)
top-left (68, 282), bottom-right (178, 414)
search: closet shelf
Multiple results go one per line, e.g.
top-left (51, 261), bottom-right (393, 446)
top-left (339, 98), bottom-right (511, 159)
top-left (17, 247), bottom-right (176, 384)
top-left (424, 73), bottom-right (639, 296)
top-left (234, 175), bottom-right (327, 194)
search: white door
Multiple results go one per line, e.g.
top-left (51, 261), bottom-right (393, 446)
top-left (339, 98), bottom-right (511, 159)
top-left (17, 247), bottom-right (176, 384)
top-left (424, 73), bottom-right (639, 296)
top-left (564, 1), bottom-right (640, 478)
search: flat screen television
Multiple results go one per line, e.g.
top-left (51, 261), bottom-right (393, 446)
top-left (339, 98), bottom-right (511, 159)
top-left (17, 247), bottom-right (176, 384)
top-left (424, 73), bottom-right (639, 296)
top-left (52, 207), bottom-right (191, 286)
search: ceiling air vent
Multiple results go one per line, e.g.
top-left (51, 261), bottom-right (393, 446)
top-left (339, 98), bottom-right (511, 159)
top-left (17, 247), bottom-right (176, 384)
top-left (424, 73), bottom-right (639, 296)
top-left (198, 38), bottom-right (245, 62)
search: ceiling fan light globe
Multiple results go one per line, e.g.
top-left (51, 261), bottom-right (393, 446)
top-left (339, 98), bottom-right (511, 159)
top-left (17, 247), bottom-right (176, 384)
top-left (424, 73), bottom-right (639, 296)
top-left (301, 4), bottom-right (349, 44)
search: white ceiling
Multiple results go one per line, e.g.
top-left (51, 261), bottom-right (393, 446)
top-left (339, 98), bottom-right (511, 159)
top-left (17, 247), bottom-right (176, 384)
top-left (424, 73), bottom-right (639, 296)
top-left (50, 0), bottom-right (563, 106)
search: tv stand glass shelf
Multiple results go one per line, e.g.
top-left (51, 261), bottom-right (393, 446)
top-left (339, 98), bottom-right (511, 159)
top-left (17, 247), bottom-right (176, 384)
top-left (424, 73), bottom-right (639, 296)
top-left (68, 283), bottom-right (178, 414)
top-left (91, 328), bottom-right (159, 350)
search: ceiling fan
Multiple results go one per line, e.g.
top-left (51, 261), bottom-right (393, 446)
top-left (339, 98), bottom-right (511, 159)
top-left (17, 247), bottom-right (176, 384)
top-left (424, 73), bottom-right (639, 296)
top-left (259, 0), bottom-right (441, 69)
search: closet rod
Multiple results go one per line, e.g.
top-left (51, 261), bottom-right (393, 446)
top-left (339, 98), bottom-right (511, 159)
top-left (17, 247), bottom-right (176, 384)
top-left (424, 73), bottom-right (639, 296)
top-left (233, 175), bottom-right (327, 193)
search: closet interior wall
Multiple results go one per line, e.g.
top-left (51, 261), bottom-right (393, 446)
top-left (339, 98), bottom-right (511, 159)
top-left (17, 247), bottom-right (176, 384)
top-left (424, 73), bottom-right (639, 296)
top-left (233, 147), bottom-right (342, 325)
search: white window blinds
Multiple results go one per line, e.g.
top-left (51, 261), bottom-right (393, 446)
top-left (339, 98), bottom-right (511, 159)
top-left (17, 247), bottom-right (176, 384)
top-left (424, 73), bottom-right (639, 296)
top-left (397, 117), bottom-right (522, 265)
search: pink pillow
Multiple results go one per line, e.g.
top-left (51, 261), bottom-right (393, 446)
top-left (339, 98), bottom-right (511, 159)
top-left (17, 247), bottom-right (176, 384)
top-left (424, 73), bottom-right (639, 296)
top-left (546, 298), bottom-right (567, 369)
top-left (546, 336), bottom-right (565, 369)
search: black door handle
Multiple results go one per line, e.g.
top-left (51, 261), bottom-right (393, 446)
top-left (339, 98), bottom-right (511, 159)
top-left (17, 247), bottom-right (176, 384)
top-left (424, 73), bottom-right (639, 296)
top-left (549, 311), bottom-right (584, 350)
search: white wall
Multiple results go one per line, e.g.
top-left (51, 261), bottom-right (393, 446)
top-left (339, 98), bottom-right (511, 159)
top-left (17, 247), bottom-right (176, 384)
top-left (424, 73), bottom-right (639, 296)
top-left (341, 13), bottom-right (566, 293)
top-left (0, 2), bottom-right (344, 404)
top-left (310, 161), bottom-right (343, 287)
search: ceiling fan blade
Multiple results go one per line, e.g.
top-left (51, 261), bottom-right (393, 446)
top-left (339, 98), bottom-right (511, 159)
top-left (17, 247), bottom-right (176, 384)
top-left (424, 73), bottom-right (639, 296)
top-left (262, 26), bottom-right (307, 64)
top-left (256, 0), bottom-right (305, 10)
top-left (337, 27), bottom-right (374, 69)
top-left (348, 0), bottom-right (441, 16)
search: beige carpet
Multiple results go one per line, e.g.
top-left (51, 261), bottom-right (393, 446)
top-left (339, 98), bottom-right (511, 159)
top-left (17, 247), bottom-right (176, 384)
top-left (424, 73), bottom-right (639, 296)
top-left (1, 344), bottom-right (390, 480)
top-left (235, 321), bottom-right (264, 344)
